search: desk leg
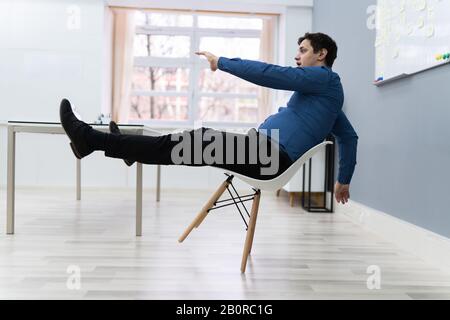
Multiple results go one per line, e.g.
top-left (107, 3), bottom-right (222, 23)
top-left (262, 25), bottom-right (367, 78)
top-left (7, 128), bottom-right (15, 235)
top-left (156, 165), bottom-right (161, 202)
top-left (76, 159), bottom-right (81, 201)
top-left (136, 162), bottom-right (143, 237)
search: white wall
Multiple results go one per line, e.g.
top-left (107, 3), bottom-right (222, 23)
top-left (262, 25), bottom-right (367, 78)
top-left (0, 0), bottom-right (317, 191)
top-left (0, 0), bottom-right (104, 121)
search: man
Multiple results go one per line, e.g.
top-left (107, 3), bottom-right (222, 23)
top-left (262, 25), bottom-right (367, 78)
top-left (60, 32), bottom-right (358, 205)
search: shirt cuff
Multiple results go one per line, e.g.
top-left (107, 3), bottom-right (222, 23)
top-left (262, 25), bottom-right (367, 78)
top-left (217, 57), bottom-right (227, 71)
top-left (338, 173), bottom-right (352, 185)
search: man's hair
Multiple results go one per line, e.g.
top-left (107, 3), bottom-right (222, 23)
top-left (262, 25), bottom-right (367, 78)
top-left (298, 32), bottom-right (338, 68)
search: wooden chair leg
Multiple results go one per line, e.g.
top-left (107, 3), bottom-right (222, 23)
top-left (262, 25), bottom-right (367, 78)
top-left (178, 178), bottom-right (231, 243)
top-left (240, 190), bottom-right (261, 273)
top-left (276, 189), bottom-right (281, 197)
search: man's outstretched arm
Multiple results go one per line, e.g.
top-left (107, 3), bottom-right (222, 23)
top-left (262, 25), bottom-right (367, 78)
top-left (196, 51), bottom-right (330, 94)
top-left (330, 110), bottom-right (359, 205)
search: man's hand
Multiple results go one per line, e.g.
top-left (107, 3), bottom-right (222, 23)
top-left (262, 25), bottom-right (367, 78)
top-left (335, 181), bottom-right (350, 205)
top-left (196, 51), bottom-right (219, 72)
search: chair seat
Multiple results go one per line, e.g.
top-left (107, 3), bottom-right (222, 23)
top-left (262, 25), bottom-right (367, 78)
top-left (223, 141), bottom-right (333, 191)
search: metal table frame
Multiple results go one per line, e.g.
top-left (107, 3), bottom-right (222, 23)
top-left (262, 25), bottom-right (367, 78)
top-left (5, 121), bottom-right (161, 236)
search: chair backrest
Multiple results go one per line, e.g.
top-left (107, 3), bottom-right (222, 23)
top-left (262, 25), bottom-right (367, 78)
top-left (225, 141), bottom-right (333, 191)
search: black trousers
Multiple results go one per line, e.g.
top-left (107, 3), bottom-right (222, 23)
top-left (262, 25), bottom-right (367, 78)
top-left (103, 127), bottom-right (293, 180)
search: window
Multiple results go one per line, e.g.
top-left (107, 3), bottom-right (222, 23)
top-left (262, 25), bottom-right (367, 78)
top-left (129, 11), bottom-right (272, 127)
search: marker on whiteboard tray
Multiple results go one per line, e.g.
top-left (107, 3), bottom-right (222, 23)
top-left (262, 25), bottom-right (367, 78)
top-left (375, 76), bottom-right (384, 82)
top-left (436, 53), bottom-right (450, 61)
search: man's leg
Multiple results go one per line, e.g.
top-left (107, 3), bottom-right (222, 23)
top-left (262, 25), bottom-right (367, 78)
top-left (103, 131), bottom-right (180, 165)
top-left (206, 129), bottom-right (293, 180)
top-left (109, 121), bottom-right (135, 167)
top-left (60, 99), bottom-right (292, 178)
top-left (60, 98), bottom-right (179, 165)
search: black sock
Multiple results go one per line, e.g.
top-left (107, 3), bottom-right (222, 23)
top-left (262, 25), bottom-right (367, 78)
top-left (86, 127), bottom-right (108, 151)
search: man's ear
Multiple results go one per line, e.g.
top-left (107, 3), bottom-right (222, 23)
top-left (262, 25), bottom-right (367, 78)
top-left (318, 48), bottom-right (328, 63)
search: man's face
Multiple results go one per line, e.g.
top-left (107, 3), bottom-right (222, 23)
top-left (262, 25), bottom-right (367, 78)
top-left (295, 39), bottom-right (327, 67)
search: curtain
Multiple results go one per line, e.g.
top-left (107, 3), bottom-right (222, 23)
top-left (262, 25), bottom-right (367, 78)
top-left (258, 16), bottom-right (276, 123)
top-left (111, 8), bottom-right (136, 124)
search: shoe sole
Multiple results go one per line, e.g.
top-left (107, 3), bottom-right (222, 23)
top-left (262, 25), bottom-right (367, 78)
top-left (124, 160), bottom-right (134, 167)
top-left (69, 142), bottom-right (83, 160)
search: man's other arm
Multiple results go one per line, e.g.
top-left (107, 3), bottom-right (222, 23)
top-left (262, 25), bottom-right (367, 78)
top-left (330, 110), bottom-right (359, 204)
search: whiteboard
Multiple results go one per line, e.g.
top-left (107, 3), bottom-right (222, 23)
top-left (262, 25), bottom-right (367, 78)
top-left (374, 0), bottom-right (450, 85)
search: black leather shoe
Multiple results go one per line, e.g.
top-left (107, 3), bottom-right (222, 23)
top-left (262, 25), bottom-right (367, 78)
top-left (109, 121), bottom-right (135, 167)
top-left (59, 98), bottom-right (94, 159)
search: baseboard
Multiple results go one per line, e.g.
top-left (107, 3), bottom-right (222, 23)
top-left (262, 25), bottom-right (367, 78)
top-left (334, 199), bottom-right (450, 274)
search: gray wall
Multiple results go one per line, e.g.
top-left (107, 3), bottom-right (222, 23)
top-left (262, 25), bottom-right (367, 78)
top-left (313, 0), bottom-right (450, 238)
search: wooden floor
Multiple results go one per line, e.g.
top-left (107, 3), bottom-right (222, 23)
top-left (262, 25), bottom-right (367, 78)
top-left (1, 186), bottom-right (450, 300)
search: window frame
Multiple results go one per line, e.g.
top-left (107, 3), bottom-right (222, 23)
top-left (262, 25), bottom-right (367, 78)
top-left (128, 12), bottom-right (264, 128)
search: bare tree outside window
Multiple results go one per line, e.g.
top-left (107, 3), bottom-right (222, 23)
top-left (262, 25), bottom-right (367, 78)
top-left (130, 11), bottom-right (263, 126)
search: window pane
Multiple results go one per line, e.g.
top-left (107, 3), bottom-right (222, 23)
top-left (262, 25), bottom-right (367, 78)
top-left (134, 34), bottom-right (190, 58)
top-left (199, 37), bottom-right (260, 60)
top-left (198, 15), bottom-right (262, 30)
top-left (135, 12), bottom-right (193, 27)
top-left (199, 69), bottom-right (257, 94)
top-left (132, 67), bottom-right (190, 92)
top-left (130, 95), bottom-right (189, 121)
top-left (198, 97), bottom-right (258, 123)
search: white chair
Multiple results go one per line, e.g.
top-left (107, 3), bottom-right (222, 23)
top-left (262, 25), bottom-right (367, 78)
top-left (178, 141), bottom-right (334, 273)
